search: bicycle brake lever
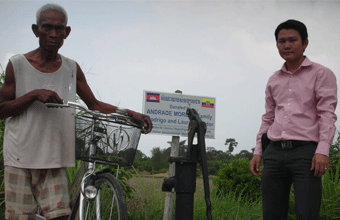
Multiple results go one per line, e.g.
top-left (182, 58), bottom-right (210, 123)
top-left (66, 101), bottom-right (79, 108)
top-left (45, 100), bottom-right (69, 108)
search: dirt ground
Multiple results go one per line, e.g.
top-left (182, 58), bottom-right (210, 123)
top-left (152, 173), bottom-right (169, 178)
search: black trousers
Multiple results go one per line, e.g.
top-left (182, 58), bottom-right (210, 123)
top-left (261, 141), bottom-right (321, 220)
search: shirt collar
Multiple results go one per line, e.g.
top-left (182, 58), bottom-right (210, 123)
top-left (280, 56), bottom-right (313, 73)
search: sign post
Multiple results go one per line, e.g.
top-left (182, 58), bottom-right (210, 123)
top-left (163, 135), bottom-right (179, 220)
top-left (163, 90), bottom-right (181, 220)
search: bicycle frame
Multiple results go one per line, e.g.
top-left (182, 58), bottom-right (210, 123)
top-left (36, 101), bottom-right (143, 220)
top-left (78, 118), bottom-right (114, 220)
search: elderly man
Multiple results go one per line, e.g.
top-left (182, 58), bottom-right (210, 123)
top-left (0, 3), bottom-right (152, 220)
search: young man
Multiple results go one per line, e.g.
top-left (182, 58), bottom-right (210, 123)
top-left (250, 20), bottom-right (337, 220)
top-left (0, 4), bottom-right (152, 220)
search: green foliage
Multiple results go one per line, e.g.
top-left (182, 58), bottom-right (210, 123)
top-left (127, 167), bottom-right (166, 219)
top-left (149, 140), bottom-right (188, 173)
top-left (207, 160), bottom-right (223, 176)
top-left (329, 132), bottom-right (340, 175)
top-left (319, 158), bottom-right (340, 219)
top-left (234, 149), bottom-right (253, 160)
top-left (150, 147), bottom-right (169, 173)
top-left (196, 165), bottom-right (202, 177)
top-left (139, 160), bottom-right (153, 173)
top-left (133, 141), bottom-right (255, 176)
top-left (213, 158), bottom-right (261, 201)
top-left (206, 146), bottom-right (232, 162)
top-left (207, 189), bottom-right (262, 220)
top-left (153, 168), bottom-right (168, 175)
top-left (322, 132), bottom-right (340, 219)
top-left (133, 143), bottom-right (255, 176)
top-left (125, 161), bottom-right (340, 220)
top-left (127, 173), bottom-right (263, 220)
top-left (115, 167), bottom-right (135, 199)
top-left (133, 150), bottom-right (153, 172)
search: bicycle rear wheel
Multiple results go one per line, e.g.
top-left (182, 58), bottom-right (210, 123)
top-left (81, 172), bottom-right (128, 220)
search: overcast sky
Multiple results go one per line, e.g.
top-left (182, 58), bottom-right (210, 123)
top-left (1, 0), bottom-right (339, 157)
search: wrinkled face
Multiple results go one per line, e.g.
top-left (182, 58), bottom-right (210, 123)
top-left (276, 29), bottom-right (308, 63)
top-left (33, 10), bottom-right (70, 53)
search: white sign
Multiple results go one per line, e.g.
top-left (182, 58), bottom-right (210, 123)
top-left (143, 91), bottom-right (215, 138)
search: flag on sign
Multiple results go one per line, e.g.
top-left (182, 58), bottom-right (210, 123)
top-left (146, 93), bottom-right (160, 102)
top-left (201, 98), bottom-right (215, 108)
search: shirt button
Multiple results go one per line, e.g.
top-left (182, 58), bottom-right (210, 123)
top-left (288, 103), bottom-right (290, 105)
top-left (289, 89), bottom-right (292, 92)
top-left (282, 131), bottom-right (286, 133)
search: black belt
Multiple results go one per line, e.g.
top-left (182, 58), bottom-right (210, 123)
top-left (272, 140), bottom-right (317, 149)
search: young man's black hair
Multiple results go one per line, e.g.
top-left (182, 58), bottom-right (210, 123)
top-left (274, 19), bottom-right (308, 43)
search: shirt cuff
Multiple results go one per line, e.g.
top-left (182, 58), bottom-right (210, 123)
top-left (315, 141), bottom-right (330, 157)
top-left (253, 144), bottom-right (262, 156)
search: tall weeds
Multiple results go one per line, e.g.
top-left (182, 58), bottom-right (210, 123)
top-left (127, 160), bottom-right (340, 220)
top-left (127, 168), bottom-right (263, 220)
top-left (127, 166), bottom-right (166, 219)
top-left (320, 160), bottom-right (340, 219)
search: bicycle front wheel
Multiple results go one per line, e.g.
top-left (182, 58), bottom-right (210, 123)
top-left (81, 172), bottom-right (128, 220)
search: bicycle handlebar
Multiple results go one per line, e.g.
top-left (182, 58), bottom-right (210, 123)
top-left (45, 100), bottom-right (144, 130)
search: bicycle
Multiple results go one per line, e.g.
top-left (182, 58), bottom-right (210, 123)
top-left (35, 100), bottom-right (144, 220)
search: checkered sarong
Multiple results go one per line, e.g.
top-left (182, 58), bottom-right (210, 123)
top-left (5, 166), bottom-right (71, 220)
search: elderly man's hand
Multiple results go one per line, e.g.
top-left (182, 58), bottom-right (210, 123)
top-left (126, 110), bottom-right (153, 134)
top-left (32, 89), bottom-right (63, 104)
top-left (311, 154), bottom-right (329, 178)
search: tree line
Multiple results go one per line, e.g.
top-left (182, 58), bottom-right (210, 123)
top-left (132, 139), bottom-right (254, 175)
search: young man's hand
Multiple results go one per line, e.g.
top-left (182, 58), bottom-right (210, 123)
top-left (126, 110), bottom-right (152, 134)
top-left (250, 155), bottom-right (262, 177)
top-left (311, 154), bottom-right (329, 178)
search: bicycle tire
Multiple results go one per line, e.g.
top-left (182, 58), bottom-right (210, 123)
top-left (74, 172), bottom-right (128, 220)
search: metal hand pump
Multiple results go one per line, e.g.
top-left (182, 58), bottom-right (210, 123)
top-left (162, 108), bottom-right (213, 220)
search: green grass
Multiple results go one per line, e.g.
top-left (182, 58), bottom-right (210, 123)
top-left (319, 160), bottom-right (340, 219)
top-left (126, 164), bottom-right (340, 220)
top-left (196, 190), bottom-right (262, 220)
top-left (126, 169), bottom-right (262, 220)
top-left (126, 169), bottom-right (166, 219)
top-left (1, 160), bottom-right (340, 219)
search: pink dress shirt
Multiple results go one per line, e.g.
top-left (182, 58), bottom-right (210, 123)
top-left (254, 57), bottom-right (337, 156)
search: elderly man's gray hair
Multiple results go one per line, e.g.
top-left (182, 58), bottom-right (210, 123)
top-left (36, 3), bottom-right (68, 25)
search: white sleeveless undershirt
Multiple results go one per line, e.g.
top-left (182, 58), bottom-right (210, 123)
top-left (4, 54), bottom-right (77, 168)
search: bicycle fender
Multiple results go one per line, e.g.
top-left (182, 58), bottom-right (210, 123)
top-left (93, 168), bottom-right (112, 175)
top-left (86, 168), bottom-right (112, 185)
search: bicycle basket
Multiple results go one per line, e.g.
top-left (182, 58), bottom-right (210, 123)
top-left (75, 114), bottom-right (141, 166)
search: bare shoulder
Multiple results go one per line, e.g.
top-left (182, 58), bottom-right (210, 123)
top-left (23, 49), bottom-right (39, 63)
top-left (76, 62), bottom-right (86, 82)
